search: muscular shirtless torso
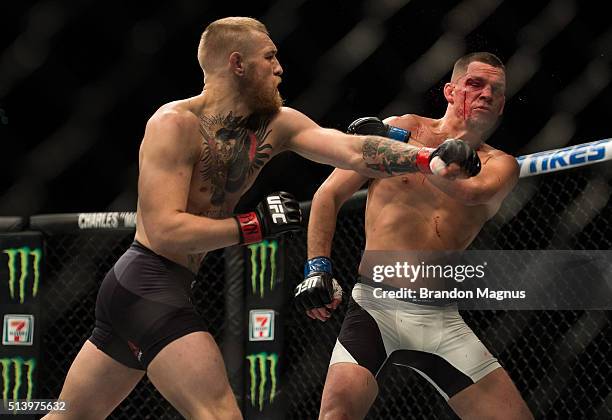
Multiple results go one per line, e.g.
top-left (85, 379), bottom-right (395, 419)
top-left (345, 114), bottom-right (518, 288)
top-left (364, 114), bottom-right (506, 252)
top-left (134, 98), bottom-right (288, 272)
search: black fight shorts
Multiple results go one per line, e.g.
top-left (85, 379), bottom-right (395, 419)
top-left (89, 240), bottom-right (207, 369)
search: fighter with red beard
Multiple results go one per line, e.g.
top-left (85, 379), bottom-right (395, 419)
top-left (45, 18), bottom-right (481, 420)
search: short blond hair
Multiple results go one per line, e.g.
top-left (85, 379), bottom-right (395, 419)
top-left (198, 17), bottom-right (269, 75)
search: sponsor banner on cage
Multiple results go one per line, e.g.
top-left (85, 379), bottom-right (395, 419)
top-left (77, 212), bottom-right (137, 229)
top-left (246, 240), bottom-right (281, 299)
top-left (249, 310), bottom-right (275, 341)
top-left (516, 138), bottom-right (612, 177)
top-left (2, 315), bottom-right (34, 346)
top-left (357, 250), bottom-right (612, 310)
top-left (0, 356), bottom-right (36, 402)
top-left (245, 352), bottom-right (278, 412)
top-left (1, 234), bottom-right (43, 305)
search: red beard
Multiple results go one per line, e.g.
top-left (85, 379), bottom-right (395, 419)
top-left (239, 68), bottom-right (283, 115)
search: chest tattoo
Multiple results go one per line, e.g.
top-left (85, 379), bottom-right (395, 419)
top-left (199, 113), bottom-right (273, 205)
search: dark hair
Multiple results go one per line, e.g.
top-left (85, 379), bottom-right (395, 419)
top-left (451, 52), bottom-right (504, 81)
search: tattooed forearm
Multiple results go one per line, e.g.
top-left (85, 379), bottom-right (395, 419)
top-left (362, 137), bottom-right (420, 175)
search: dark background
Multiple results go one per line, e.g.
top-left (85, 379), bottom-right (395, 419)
top-left (2, 3), bottom-right (612, 418)
top-left (1, 0), bottom-right (611, 216)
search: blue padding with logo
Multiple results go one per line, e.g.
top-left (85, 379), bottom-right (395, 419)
top-left (304, 257), bottom-right (333, 276)
top-left (387, 126), bottom-right (410, 142)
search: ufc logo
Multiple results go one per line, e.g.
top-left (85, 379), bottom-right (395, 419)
top-left (295, 277), bottom-right (318, 296)
top-left (267, 196), bottom-right (287, 224)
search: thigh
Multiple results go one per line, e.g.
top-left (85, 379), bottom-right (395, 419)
top-left (335, 296), bottom-right (392, 376)
top-left (319, 293), bottom-right (392, 420)
top-left (43, 340), bottom-right (144, 420)
top-left (398, 308), bottom-right (501, 400)
top-left (438, 310), bottom-right (499, 380)
top-left (448, 368), bottom-right (533, 420)
top-left (146, 331), bottom-right (241, 420)
top-left (320, 361), bottom-right (378, 420)
top-left (107, 247), bottom-right (207, 368)
top-left (440, 312), bottom-right (532, 418)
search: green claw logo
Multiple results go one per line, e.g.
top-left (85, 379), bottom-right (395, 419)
top-left (2, 247), bottom-right (42, 304)
top-left (247, 240), bottom-right (278, 298)
top-left (246, 352), bottom-right (278, 411)
top-left (0, 357), bottom-right (36, 405)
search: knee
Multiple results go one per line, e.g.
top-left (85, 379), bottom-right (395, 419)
top-left (320, 409), bottom-right (353, 420)
top-left (320, 398), bottom-right (357, 420)
top-left (498, 392), bottom-right (533, 419)
top-left (213, 397), bottom-right (242, 420)
top-left (192, 406), bottom-right (241, 420)
top-left (204, 405), bottom-right (242, 420)
top-left (191, 392), bottom-right (242, 420)
top-left (512, 404), bottom-right (534, 420)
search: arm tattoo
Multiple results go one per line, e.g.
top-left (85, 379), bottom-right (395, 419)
top-left (362, 137), bottom-right (420, 174)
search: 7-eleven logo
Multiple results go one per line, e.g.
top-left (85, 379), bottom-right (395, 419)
top-left (11, 321), bottom-right (25, 342)
top-left (249, 310), bottom-right (274, 341)
top-left (2, 315), bottom-right (34, 346)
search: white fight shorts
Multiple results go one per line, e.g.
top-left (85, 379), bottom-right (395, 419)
top-left (330, 283), bottom-right (501, 400)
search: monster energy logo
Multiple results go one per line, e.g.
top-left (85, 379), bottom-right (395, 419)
top-left (2, 247), bottom-right (41, 304)
top-left (247, 240), bottom-right (278, 298)
top-left (246, 352), bottom-right (278, 411)
top-left (0, 357), bottom-right (36, 405)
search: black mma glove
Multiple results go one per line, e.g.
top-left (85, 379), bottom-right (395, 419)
top-left (347, 117), bottom-right (410, 142)
top-left (294, 257), bottom-right (343, 313)
top-left (416, 139), bottom-right (481, 177)
top-left (235, 191), bottom-right (302, 244)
